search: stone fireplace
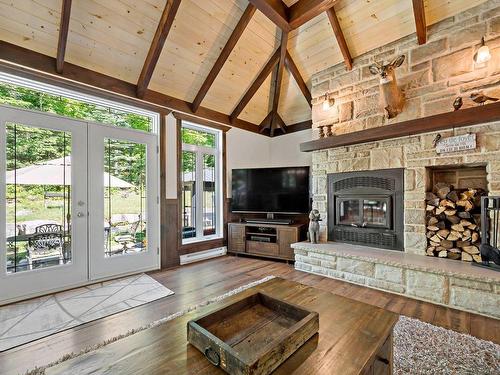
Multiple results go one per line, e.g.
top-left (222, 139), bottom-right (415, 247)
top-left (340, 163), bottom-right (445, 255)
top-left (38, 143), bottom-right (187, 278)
top-left (327, 169), bottom-right (404, 251)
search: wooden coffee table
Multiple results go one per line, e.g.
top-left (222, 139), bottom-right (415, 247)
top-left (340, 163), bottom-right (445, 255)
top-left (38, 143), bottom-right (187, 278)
top-left (48, 277), bottom-right (398, 375)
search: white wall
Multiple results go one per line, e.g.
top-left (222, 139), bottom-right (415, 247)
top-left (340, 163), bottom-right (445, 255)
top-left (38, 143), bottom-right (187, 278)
top-left (226, 128), bottom-right (312, 197)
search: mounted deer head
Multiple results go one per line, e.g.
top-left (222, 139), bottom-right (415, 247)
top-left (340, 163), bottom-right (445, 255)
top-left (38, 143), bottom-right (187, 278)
top-left (369, 55), bottom-right (406, 119)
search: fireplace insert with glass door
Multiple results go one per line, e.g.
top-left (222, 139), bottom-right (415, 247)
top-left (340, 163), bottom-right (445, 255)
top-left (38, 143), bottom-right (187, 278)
top-left (328, 169), bottom-right (404, 250)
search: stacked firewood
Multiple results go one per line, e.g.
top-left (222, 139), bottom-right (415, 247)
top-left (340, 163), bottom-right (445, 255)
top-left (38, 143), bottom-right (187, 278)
top-left (425, 183), bottom-right (485, 262)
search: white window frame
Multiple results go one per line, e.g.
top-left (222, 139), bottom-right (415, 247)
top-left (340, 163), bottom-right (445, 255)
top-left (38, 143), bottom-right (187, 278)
top-left (181, 121), bottom-right (223, 244)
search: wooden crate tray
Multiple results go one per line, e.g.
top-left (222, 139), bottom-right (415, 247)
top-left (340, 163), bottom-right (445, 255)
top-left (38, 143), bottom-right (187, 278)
top-left (187, 292), bottom-right (319, 375)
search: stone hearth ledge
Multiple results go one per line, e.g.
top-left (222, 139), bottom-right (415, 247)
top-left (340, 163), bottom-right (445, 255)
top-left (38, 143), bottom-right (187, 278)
top-left (292, 242), bottom-right (500, 319)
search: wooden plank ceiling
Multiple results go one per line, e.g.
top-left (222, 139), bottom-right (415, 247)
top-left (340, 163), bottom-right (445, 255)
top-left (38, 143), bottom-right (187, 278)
top-left (0, 0), bottom-right (488, 136)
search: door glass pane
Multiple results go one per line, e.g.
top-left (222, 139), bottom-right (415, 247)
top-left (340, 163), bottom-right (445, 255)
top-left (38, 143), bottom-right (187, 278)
top-left (363, 199), bottom-right (388, 227)
top-left (338, 199), bottom-right (360, 226)
top-left (182, 151), bottom-right (196, 239)
top-left (5, 123), bottom-right (72, 273)
top-left (203, 154), bottom-right (216, 236)
top-left (104, 139), bottom-right (147, 257)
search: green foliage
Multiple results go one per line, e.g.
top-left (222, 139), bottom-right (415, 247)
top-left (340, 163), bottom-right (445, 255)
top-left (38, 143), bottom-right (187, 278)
top-left (181, 127), bottom-right (216, 173)
top-left (181, 127), bottom-right (215, 147)
top-left (1, 82), bottom-right (153, 187)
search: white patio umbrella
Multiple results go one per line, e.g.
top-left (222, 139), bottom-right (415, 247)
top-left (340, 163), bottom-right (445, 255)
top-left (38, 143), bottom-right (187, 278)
top-left (6, 156), bottom-right (134, 230)
top-left (6, 156), bottom-right (133, 188)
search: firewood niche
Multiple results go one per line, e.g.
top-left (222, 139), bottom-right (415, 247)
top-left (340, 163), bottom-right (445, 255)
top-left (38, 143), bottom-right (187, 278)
top-left (425, 166), bottom-right (487, 262)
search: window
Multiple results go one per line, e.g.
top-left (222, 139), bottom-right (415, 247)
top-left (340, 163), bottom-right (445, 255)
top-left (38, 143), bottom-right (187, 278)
top-left (0, 73), bottom-right (157, 132)
top-left (181, 123), bottom-right (222, 243)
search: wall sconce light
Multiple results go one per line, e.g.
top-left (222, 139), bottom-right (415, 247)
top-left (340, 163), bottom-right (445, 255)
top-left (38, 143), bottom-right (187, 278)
top-left (322, 93), bottom-right (335, 111)
top-left (474, 37), bottom-right (491, 64)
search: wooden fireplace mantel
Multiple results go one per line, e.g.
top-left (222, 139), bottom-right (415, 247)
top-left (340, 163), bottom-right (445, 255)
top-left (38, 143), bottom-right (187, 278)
top-left (300, 102), bottom-right (500, 152)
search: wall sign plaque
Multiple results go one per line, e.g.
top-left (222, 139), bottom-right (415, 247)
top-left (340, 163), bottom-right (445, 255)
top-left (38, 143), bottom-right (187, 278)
top-left (436, 133), bottom-right (476, 154)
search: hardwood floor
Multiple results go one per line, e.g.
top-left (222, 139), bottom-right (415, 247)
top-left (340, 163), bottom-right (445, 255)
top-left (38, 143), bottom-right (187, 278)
top-left (0, 255), bottom-right (498, 375)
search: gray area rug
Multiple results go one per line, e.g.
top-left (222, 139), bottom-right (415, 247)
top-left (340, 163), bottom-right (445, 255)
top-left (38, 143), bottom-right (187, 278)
top-left (25, 275), bottom-right (500, 374)
top-left (0, 273), bottom-right (174, 352)
top-left (394, 316), bottom-right (500, 374)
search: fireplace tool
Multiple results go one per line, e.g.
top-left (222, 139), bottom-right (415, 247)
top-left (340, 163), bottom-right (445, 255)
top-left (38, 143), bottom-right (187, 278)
top-left (477, 196), bottom-right (500, 271)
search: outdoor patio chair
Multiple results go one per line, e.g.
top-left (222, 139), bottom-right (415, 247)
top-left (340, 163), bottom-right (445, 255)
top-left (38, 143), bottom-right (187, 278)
top-left (35, 224), bottom-right (63, 233)
top-left (26, 233), bottom-right (64, 270)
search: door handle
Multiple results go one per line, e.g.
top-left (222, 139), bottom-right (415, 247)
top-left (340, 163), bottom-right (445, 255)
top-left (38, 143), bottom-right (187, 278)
top-left (78, 201), bottom-right (85, 206)
top-left (77, 212), bottom-right (85, 218)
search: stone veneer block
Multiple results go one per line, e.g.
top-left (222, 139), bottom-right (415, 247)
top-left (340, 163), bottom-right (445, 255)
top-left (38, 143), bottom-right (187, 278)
top-left (450, 277), bottom-right (493, 292)
top-left (450, 287), bottom-right (499, 317)
top-left (337, 258), bottom-right (375, 277)
top-left (406, 270), bottom-right (446, 303)
top-left (375, 264), bottom-right (404, 284)
top-left (367, 278), bottom-right (406, 294)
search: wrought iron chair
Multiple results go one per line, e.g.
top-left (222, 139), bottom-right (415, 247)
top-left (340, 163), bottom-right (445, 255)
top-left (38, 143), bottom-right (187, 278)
top-left (35, 224), bottom-right (63, 234)
top-left (26, 233), bottom-right (64, 270)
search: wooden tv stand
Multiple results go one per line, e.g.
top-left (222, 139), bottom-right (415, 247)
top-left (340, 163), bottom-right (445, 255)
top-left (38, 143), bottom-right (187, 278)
top-left (227, 222), bottom-right (306, 261)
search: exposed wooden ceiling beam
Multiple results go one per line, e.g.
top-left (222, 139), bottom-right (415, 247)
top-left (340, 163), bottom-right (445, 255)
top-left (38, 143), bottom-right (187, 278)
top-left (259, 111), bottom-right (273, 133)
top-left (0, 41), bottom-right (261, 134)
top-left (326, 7), bottom-right (352, 70)
top-left (56, 0), bottom-right (72, 74)
top-left (269, 30), bottom-right (289, 129)
top-left (191, 4), bottom-right (256, 112)
top-left (284, 51), bottom-right (311, 107)
top-left (260, 112), bottom-right (288, 137)
top-left (412, 0), bottom-right (427, 45)
top-left (136, 0), bottom-right (181, 98)
top-left (248, 0), bottom-right (290, 31)
top-left (230, 47), bottom-right (281, 122)
top-left (288, 0), bottom-right (337, 30)
top-left (272, 114), bottom-right (287, 136)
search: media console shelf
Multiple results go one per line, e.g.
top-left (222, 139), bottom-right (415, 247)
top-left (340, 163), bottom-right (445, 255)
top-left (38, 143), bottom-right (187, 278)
top-left (228, 222), bottom-right (306, 261)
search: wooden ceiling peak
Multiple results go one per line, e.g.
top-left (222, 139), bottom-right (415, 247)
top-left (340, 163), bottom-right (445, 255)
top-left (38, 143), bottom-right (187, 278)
top-left (288, 0), bottom-right (338, 30)
top-left (56, 0), bottom-right (72, 74)
top-left (326, 7), bottom-right (352, 70)
top-left (136, 0), bottom-right (181, 99)
top-left (412, 0), bottom-right (427, 45)
top-left (191, 4), bottom-right (256, 113)
top-left (249, 0), bottom-right (338, 31)
top-left (248, 0), bottom-right (291, 32)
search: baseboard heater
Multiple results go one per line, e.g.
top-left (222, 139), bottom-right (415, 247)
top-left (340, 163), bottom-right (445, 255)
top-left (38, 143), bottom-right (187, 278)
top-left (179, 247), bottom-right (227, 265)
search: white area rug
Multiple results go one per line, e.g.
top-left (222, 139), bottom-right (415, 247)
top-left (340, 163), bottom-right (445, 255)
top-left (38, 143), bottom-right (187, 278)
top-left (24, 276), bottom-right (500, 375)
top-left (0, 274), bottom-right (174, 352)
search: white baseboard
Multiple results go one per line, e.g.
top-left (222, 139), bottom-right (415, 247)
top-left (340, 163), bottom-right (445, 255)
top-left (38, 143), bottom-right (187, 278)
top-left (179, 246), bottom-right (227, 265)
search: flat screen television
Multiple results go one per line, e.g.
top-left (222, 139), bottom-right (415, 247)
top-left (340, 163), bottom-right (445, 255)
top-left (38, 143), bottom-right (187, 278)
top-left (231, 167), bottom-right (310, 214)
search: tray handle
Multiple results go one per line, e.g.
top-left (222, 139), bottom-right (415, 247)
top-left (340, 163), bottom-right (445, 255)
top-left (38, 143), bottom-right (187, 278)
top-left (204, 346), bottom-right (221, 367)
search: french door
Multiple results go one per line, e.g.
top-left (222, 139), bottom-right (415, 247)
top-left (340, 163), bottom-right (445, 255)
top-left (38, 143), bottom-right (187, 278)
top-left (0, 106), bottom-right (159, 304)
top-left (88, 123), bottom-right (158, 280)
